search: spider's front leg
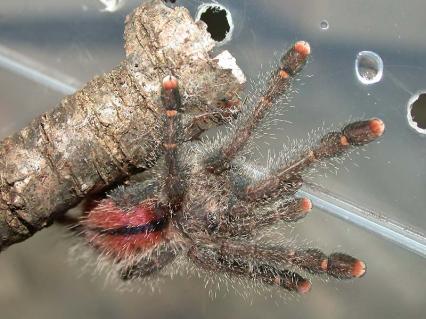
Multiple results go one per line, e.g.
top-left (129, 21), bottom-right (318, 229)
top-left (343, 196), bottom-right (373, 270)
top-left (204, 41), bottom-right (311, 174)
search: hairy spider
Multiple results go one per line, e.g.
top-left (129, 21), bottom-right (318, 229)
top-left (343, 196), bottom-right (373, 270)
top-left (78, 41), bottom-right (385, 294)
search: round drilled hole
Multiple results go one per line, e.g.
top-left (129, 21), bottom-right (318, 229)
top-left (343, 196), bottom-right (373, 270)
top-left (355, 51), bottom-right (383, 85)
top-left (407, 92), bottom-right (426, 134)
top-left (320, 20), bottom-right (329, 30)
top-left (195, 3), bottom-right (233, 44)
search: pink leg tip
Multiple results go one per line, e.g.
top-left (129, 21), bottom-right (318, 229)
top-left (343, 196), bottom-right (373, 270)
top-left (369, 118), bottom-right (385, 137)
top-left (294, 41), bottom-right (311, 57)
top-left (162, 75), bottom-right (178, 90)
top-left (300, 198), bottom-right (313, 212)
top-left (351, 260), bottom-right (367, 278)
top-left (297, 279), bottom-right (312, 294)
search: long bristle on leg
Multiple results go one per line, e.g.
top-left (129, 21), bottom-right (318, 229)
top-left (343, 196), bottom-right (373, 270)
top-left (291, 250), bottom-right (366, 279)
top-left (204, 41), bottom-right (311, 174)
top-left (223, 197), bottom-right (312, 236)
top-left (235, 118), bottom-right (385, 202)
top-left (188, 244), bottom-right (312, 294)
top-left (161, 76), bottom-right (186, 207)
top-left (216, 242), bottom-right (366, 280)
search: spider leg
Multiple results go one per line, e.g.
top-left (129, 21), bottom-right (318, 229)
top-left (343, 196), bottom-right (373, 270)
top-left (161, 76), bottom-right (186, 207)
top-left (188, 244), bottom-right (311, 294)
top-left (204, 41), bottom-right (311, 174)
top-left (119, 246), bottom-right (177, 280)
top-left (224, 197), bottom-right (312, 237)
top-left (216, 241), bottom-right (366, 280)
top-left (235, 118), bottom-right (385, 202)
top-left (217, 120), bottom-right (383, 235)
top-left (189, 239), bottom-right (365, 292)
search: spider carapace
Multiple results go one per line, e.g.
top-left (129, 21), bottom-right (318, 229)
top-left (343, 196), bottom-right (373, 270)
top-left (80, 41), bottom-right (384, 294)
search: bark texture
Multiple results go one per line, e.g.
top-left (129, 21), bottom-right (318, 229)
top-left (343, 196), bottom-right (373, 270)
top-left (0, 0), bottom-right (244, 251)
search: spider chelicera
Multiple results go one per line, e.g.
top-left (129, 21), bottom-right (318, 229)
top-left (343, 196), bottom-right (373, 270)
top-left (79, 41), bottom-right (385, 294)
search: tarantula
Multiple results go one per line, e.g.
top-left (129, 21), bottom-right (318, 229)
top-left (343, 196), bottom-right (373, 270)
top-left (79, 41), bottom-right (385, 294)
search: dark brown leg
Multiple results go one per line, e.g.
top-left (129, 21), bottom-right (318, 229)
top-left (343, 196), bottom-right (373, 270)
top-left (161, 76), bottom-right (186, 207)
top-left (188, 244), bottom-right (312, 294)
top-left (225, 197), bottom-right (312, 236)
top-left (235, 119), bottom-right (385, 202)
top-left (216, 241), bottom-right (366, 280)
top-left (204, 41), bottom-right (311, 174)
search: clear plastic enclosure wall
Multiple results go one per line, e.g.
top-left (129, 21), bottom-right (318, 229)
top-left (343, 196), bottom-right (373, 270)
top-left (0, 1), bottom-right (425, 319)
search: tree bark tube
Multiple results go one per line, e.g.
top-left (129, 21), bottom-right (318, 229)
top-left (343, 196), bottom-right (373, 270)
top-left (0, 0), bottom-right (244, 251)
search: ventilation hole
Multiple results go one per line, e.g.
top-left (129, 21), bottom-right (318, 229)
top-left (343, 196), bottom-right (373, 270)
top-left (407, 92), bottom-right (426, 134)
top-left (355, 51), bottom-right (383, 85)
top-left (320, 20), bottom-right (329, 30)
top-left (195, 3), bottom-right (233, 44)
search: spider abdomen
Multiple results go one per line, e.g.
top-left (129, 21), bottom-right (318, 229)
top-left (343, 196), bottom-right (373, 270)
top-left (82, 198), bottom-right (168, 258)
